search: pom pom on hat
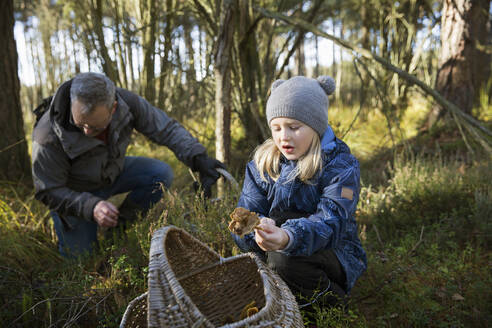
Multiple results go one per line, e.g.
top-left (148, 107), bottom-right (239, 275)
top-left (271, 79), bottom-right (285, 92)
top-left (317, 76), bottom-right (336, 95)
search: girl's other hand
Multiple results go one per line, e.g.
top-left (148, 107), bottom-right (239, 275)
top-left (255, 221), bottom-right (289, 251)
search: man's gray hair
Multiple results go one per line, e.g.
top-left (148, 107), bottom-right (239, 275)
top-left (70, 72), bottom-right (116, 114)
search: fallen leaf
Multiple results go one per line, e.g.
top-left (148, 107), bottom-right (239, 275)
top-left (107, 192), bottom-right (130, 208)
top-left (458, 164), bottom-right (466, 175)
top-left (452, 293), bottom-right (465, 301)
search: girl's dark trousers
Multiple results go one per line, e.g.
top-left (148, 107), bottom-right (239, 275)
top-left (267, 211), bottom-right (347, 311)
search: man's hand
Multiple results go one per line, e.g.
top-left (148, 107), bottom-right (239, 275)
top-left (93, 200), bottom-right (119, 227)
top-left (193, 154), bottom-right (226, 198)
top-left (254, 219), bottom-right (290, 251)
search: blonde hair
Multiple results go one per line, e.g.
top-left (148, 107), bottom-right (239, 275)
top-left (253, 133), bottom-right (322, 183)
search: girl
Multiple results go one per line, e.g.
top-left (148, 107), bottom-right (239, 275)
top-left (233, 76), bottom-right (367, 310)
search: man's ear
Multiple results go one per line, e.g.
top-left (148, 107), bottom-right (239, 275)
top-left (111, 101), bottom-right (117, 114)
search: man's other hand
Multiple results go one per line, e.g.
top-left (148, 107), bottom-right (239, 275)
top-left (193, 154), bottom-right (226, 198)
top-left (93, 200), bottom-right (119, 227)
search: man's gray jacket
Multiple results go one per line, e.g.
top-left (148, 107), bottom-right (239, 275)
top-left (32, 80), bottom-right (206, 222)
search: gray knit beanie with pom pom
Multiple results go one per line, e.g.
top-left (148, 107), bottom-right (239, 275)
top-left (266, 75), bottom-right (336, 136)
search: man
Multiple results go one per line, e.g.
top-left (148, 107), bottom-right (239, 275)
top-left (32, 72), bottom-right (225, 257)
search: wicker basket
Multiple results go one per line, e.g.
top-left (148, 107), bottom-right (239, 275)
top-left (120, 226), bottom-right (303, 328)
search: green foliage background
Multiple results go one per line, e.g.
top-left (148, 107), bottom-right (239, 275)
top-left (1, 107), bottom-right (491, 326)
top-left (3, 0), bottom-right (491, 326)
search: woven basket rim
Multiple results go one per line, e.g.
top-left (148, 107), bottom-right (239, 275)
top-left (153, 226), bottom-right (219, 327)
top-left (150, 226), bottom-right (220, 259)
top-left (217, 255), bottom-right (277, 328)
top-left (119, 291), bottom-right (147, 328)
top-left (179, 253), bottom-right (277, 327)
top-left (156, 226), bottom-right (282, 327)
top-left (122, 226), bottom-right (302, 328)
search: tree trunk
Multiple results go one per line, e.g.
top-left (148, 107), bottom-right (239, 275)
top-left (158, 0), bottom-right (174, 109)
top-left (113, 0), bottom-right (128, 89)
top-left (359, 0), bottom-right (371, 118)
top-left (29, 30), bottom-right (43, 100)
top-left (314, 35), bottom-right (319, 76)
top-left (332, 21), bottom-right (336, 78)
top-left (141, 0), bottom-right (158, 104)
top-left (38, 0), bottom-right (56, 94)
top-left (237, 0), bottom-right (269, 147)
top-left (183, 16), bottom-right (197, 85)
top-left (125, 26), bottom-right (135, 91)
top-left (336, 19), bottom-right (343, 101)
top-left (69, 25), bottom-right (80, 74)
top-left (183, 14), bottom-right (198, 112)
top-left (91, 0), bottom-right (119, 83)
top-left (0, 0), bottom-right (31, 183)
top-left (426, 0), bottom-right (491, 128)
top-left (296, 35), bottom-right (305, 76)
top-left (360, 1), bottom-right (371, 50)
top-left (214, 0), bottom-right (235, 196)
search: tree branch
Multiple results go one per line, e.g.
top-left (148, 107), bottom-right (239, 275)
top-left (255, 6), bottom-right (492, 153)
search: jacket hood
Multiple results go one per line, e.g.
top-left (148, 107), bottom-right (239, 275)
top-left (50, 79), bottom-right (75, 131)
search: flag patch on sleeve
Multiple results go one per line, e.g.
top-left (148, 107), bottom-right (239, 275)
top-left (341, 187), bottom-right (353, 200)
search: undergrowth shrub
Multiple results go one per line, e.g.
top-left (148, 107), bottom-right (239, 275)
top-left (354, 155), bottom-right (491, 327)
top-left (358, 156), bottom-right (490, 240)
top-left (140, 186), bottom-right (240, 258)
top-left (308, 305), bottom-right (366, 328)
top-left (1, 151), bottom-right (490, 327)
top-left (0, 185), bottom-right (121, 327)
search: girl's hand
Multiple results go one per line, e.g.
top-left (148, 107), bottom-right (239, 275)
top-left (260, 217), bottom-right (276, 226)
top-left (255, 220), bottom-right (289, 251)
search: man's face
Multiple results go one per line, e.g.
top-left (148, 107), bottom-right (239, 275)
top-left (71, 100), bottom-right (116, 137)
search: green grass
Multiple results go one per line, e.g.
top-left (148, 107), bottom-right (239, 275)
top-left (328, 98), bottom-right (430, 161)
top-left (354, 156), bottom-right (491, 327)
top-left (2, 154), bottom-right (490, 327)
top-left (2, 101), bottom-right (491, 327)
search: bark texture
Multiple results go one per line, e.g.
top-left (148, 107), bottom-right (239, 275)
top-left (427, 0), bottom-right (491, 127)
top-left (0, 0), bottom-right (32, 183)
top-left (214, 0), bottom-right (236, 195)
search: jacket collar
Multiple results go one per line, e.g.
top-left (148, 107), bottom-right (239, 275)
top-left (108, 92), bottom-right (131, 146)
top-left (320, 125), bottom-right (336, 153)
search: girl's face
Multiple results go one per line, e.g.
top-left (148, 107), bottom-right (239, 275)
top-left (270, 117), bottom-right (316, 160)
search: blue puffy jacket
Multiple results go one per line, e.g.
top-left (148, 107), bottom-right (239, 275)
top-left (233, 126), bottom-right (367, 292)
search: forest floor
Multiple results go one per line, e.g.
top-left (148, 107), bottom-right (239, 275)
top-left (1, 111), bottom-right (491, 327)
